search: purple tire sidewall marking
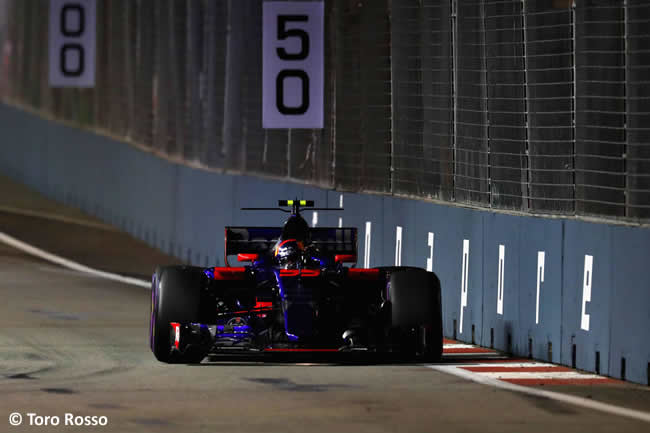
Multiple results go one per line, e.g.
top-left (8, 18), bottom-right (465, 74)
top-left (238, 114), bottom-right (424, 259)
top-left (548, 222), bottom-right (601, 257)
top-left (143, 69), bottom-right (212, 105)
top-left (149, 274), bottom-right (157, 351)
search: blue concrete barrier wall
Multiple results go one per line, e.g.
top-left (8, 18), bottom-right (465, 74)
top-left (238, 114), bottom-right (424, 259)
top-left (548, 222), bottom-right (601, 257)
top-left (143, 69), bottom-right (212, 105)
top-left (0, 103), bottom-right (648, 385)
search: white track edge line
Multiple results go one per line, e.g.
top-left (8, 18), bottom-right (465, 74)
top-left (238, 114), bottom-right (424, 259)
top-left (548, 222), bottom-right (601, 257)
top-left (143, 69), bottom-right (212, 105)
top-left (475, 372), bottom-right (607, 379)
top-left (452, 362), bottom-right (554, 368)
top-left (0, 232), bottom-right (150, 288)
top-left (426, 365), bottom-right (650, 424)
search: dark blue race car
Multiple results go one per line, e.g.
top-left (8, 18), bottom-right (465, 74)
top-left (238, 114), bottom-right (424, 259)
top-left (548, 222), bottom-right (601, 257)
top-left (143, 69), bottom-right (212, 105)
top-left (149, 200), bottom-right (443, 363)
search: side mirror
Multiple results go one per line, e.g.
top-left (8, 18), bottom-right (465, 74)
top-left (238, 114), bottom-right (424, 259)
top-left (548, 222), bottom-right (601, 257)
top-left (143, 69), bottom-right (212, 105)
top-left (237, 253), bottom-right (259, 262)
top-left (335, 254), bottom-right (357, 264)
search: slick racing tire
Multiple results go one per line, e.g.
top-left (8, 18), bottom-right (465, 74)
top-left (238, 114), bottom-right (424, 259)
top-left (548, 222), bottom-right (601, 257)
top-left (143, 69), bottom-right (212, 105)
top-left (387, 268), bottom-right (443, 362)
top-left (150, 266), bottom-right (204, 363)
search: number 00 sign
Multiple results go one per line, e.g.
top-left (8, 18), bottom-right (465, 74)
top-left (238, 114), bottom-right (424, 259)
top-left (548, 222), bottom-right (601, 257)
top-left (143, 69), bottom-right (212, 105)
top-left (263, 2), bottom-right (324, 129)
top-left (49, 0), bottom-right (96, 87)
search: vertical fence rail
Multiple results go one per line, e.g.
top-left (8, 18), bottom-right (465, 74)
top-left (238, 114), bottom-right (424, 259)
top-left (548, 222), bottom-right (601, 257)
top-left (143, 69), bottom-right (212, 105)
top-left (575, 0), bottom-right (626, 218)
top-left (626, 0), bottom-right (650, 220)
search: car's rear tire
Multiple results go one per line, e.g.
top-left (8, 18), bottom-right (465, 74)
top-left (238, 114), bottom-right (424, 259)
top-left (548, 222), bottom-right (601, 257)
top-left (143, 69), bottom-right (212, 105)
top-left (150, 266), bottom-right (204, 363)
top-left (387, 268), bottom-right (443, 362)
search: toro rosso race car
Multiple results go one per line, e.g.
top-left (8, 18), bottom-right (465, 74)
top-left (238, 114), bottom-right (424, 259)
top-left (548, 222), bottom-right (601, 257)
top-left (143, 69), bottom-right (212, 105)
top-left (149, 200), bottom-right (443, 363)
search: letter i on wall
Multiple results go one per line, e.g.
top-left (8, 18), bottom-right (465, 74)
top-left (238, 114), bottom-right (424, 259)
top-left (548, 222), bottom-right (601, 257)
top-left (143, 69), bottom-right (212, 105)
top-left (497, 244), bottom-right (505, 316)
top-left (536, 251), bottom-right (545, 325)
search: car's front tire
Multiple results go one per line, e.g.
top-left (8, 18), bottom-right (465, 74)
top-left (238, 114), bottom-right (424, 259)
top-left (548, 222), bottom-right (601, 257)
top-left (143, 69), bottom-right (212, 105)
top-left (150, 266), bottom-right (204, 363)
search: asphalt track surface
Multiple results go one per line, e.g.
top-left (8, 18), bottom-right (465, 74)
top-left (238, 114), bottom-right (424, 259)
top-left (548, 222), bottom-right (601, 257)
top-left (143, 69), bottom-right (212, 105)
top-left (0, 177), bottom-right (649, 432)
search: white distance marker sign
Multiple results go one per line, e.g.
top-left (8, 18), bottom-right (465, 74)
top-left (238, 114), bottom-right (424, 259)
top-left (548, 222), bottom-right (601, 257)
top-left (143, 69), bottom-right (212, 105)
top-left (49, 0), bottom-right (96, 87)
top-left (263, 1), bottom-right (324, 129)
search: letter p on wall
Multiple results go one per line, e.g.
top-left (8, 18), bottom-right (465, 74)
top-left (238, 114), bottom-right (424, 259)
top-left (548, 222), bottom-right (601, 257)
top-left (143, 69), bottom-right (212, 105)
top-left (581, 255), bottom-right (593, 331)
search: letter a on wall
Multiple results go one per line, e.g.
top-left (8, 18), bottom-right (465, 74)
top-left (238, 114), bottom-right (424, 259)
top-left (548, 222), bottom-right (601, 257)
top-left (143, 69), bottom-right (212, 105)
top-left (49, 0), bottom-right (96, 87)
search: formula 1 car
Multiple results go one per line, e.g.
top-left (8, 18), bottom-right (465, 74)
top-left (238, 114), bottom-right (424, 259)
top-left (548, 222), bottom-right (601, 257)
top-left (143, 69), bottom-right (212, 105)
top-left (149, 200), bottom-right (443, 363)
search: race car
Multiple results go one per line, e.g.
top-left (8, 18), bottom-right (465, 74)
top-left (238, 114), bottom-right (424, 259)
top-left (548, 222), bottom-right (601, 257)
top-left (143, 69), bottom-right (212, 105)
top-left (149, 200), bottom-right (443, 363)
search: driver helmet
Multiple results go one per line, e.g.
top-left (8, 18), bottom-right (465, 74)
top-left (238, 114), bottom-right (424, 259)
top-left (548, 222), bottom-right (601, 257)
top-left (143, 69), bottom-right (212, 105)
top-left (275, 239), bottom-right (305, 269)
top-left (282, 215), bottom-right (311, 245)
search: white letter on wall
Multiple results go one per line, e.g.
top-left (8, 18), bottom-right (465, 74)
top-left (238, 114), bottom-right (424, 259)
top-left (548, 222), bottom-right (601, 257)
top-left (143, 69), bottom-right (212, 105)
top-left (338, 194), bottom-right (343, 228)
top-left (459, 239), bottom-right (469, 334)
top-left (364, 221), bottom-right (372, 268)
top-left (395, 226), bottom-right (403, 266)
top-left (312, 211), bottom-right (318, 227)
top-left (426, 232), bottom-right (435, 272)
top-left (581, 254), bottom-right (593, 331)
top-left (497, 244), bottom-right (505, 316)
top-left (536, 251), bottom-right (545, 325)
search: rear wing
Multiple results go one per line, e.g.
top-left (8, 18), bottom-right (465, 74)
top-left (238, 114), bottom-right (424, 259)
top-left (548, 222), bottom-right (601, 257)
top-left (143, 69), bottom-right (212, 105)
top-left (224, 227), bottom-right (358, 266)
top-left (225, 227), bottom-right (282, 260)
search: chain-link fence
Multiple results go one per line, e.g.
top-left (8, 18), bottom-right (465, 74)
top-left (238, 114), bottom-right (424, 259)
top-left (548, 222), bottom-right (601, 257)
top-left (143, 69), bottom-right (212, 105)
top-left (1, 0), bottom-right (648, 222)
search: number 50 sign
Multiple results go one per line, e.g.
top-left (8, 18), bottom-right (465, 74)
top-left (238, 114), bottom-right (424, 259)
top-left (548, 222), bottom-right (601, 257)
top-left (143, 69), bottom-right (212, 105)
top-left (49, 0), bottom-right (96, 87)
top-left (263, 2), bottom-right (324, 129)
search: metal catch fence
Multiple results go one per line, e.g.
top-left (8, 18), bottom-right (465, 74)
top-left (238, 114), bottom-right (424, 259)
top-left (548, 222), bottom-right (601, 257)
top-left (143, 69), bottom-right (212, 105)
top-left (0, 0), bottom-right (648, 222)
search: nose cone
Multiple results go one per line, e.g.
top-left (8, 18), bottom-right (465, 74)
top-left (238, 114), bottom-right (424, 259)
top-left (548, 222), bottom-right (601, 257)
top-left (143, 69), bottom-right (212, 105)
top-left (276, 272), bottom-right (314, 341)
top-left (284, 303), bottom-right (314, 340)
